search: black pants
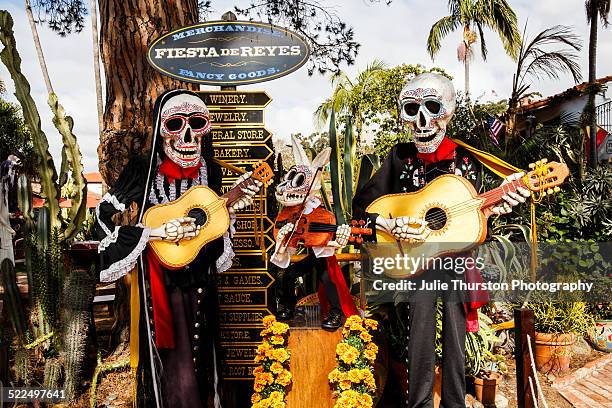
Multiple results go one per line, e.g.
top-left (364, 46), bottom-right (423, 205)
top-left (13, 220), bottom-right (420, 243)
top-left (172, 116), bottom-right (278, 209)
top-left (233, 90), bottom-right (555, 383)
top-left (406, 271), bottom-right (466, 408)
top-left (277, 253), bottom-right (342, 314)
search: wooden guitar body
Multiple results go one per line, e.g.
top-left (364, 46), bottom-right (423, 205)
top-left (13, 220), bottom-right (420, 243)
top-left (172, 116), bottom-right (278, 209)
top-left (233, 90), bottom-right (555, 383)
top-left (366, 175), bottom-right (486, 279)
top-left (142, 186), bottom-right (230, 269)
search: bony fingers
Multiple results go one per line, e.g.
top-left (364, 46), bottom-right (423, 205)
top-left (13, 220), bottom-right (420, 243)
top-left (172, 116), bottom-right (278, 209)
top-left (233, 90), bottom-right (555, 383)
top-left (508, 191), bottom-right (526, 203)
top-left (502, 194), bottom-right (519, 206)
top-left (517, 187), bottom-right (531, 197)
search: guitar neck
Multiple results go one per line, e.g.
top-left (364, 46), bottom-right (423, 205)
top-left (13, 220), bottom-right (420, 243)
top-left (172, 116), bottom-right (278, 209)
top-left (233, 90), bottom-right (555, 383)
top-left (478, 177), bottom-right (528, 208)
top-left (222, 177), bottom-right (259, 208)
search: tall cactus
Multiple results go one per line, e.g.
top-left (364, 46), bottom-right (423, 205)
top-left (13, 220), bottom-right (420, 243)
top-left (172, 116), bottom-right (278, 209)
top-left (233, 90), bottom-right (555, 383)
top-left (0, 10), bottom-right (87, 240)
top-left (61, 269), bottom-right (94, 400)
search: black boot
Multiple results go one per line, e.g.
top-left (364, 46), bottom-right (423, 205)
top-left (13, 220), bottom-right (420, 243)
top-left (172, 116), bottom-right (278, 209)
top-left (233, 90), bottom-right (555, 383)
top-left (277, 305), bottom-right (294, 321)
top-left (321, 310), bottom-right (344, 330)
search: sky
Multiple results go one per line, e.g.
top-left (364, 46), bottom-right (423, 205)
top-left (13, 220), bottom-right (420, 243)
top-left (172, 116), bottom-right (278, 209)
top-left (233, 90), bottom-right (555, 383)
top-left (1, 0), bottom-right (611, 172)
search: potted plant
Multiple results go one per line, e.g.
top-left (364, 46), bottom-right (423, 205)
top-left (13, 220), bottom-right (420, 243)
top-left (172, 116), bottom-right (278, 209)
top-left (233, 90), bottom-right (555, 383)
top-left (586, 302), bottom-right (612, 353)
top-left (531, 302), bottom-right (594, 374)
top-left (473, 352), bottom-right (508, 405)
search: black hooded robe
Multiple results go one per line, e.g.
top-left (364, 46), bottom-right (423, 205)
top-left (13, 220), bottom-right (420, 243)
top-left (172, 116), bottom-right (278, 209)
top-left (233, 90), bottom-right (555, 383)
top-left (96, 90), bottom-right (231, 408)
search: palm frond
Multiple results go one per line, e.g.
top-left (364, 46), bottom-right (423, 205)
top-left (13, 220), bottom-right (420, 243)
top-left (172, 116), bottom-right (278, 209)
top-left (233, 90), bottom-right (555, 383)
top-left (586, 0), bottom-right (611, 26)
top-left (476, 22), bottom-right (488, 60)
top-left (478, 0), bottom-right (521, 59)
top-left (427, 15), bottom-right (460, 58)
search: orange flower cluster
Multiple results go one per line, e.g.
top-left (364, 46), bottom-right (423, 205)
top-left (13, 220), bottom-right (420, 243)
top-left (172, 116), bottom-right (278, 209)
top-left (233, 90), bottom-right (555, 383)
top-left (251, 315), bottom-right (292, 408)
top-left (329, 315), bottom-right (379, 408)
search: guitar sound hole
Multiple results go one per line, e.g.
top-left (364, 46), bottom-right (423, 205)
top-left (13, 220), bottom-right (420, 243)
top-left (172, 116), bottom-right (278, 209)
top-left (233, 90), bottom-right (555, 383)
top-left (187, 208), bottom-right (207, 226)
top-left (425, 207), bottom-right (447, 231)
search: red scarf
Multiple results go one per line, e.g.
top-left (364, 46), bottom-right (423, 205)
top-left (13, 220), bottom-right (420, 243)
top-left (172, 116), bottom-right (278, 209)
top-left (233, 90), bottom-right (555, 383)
top-left (159, 158), bottom-right (202, 183)
top-left (416, 137), bottom-right (457, 164)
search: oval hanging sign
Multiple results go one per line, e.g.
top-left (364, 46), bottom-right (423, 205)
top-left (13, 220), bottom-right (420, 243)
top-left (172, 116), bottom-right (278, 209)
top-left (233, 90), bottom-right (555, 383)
top-left (147, 20), bottom-right (310, 86)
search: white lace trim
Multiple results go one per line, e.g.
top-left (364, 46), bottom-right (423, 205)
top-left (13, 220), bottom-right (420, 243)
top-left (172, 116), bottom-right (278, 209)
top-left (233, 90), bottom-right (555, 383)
top-left (102, 193), bottom-right (126, 212)
top-left (98, 226), bottom-right (120, 252)
top-left (216, 231), bottom-right (235, 273)
top-left (99, 227), bottom-right (151, 282)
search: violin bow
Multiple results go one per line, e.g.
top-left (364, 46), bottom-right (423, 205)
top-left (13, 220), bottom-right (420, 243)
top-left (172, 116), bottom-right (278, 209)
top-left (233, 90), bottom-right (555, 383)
top-left (276, 166), bottom-right (323, 255)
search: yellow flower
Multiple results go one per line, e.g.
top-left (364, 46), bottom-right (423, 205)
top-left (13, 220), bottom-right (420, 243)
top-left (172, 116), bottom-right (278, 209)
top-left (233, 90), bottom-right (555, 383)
top-left (340, 346), bottom-right (360, 365)
top-left (270, 335), bottom-right (285, 345)
top-left (270, 362), bottom-right (284, 374)
top-left (272, 348), bottom-right (289, 363)
top-left (276, 369), bottom-right (292, 386)
top-left (364, 318), bottom-right (378, 330)
top-left (363, 349), bottom-right (377, 362)
top-left (347, 369), bottom-right (361, 383)
top-left (359, 331), bottom-right (373, 342)
top-left (366, 342), bottom-right (378, 353)
top-left (345, 315), bottom-right (362, 327)
top-left (253, 366), bottom-right (264, 375)
top-left (273, 403), bottom-right (286, 408)
top-left (263, 314), bottom-right (276, 328)
top-left (253, 382), bottom-right (264, 392)
top-left (357, 392), bottom-right (373, 406)
top-left (251, 393), bottom-right (262, 403)
top-left (272, 322), bottom-right (289, 335)
top-left (269, 391), bottom-right (283, 402)
top-left (349, 323), bottom-right (366, 332)
top-left (336, 342), bottom-right (350, 356)
top-left (339, 379), bottom-right (352, 390)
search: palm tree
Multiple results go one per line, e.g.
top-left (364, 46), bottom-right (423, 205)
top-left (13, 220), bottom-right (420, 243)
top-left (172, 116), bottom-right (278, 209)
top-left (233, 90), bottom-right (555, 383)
top-left (427, 0), bottom-right (521, 96)
top-left (585, 0), bottom-right (610, 169)
top-left (90, 0), bottom-right (104, 135)
top-left (314, 59), bottom-right (386, 144)
top-left (509, 24), bottom-right (583, 117)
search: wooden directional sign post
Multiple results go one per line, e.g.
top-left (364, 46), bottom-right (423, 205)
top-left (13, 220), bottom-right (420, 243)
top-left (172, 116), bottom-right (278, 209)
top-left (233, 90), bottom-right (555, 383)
top-left (198, 90), bottom-right (277, 382)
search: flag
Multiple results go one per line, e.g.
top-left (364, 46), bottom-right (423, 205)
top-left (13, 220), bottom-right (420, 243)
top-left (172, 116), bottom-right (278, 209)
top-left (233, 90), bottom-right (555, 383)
top-left (486, 114), bottom-right (504, 146)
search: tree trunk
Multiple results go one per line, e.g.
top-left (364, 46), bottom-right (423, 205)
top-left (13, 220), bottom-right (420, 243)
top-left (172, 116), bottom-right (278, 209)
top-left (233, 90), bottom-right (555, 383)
top-left (464, 53), bottom-right (470, 97)
top-left (24, 0), bottom-right (54, 94)
top-left (90, 0), bottom-right (104, 135)
top-left (587, 2), bottom-right (599, 170)
top-left (98, 0), bottom-right (199, 186)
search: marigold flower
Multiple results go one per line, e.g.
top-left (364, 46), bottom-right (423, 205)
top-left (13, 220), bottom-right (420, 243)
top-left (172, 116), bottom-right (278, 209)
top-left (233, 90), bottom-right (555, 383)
top-left (347, 369), bottom-right (361, 383)
top-left (269, 391), bottom-right (283, 402)
top-left (263, 315), bottom-right (276, 328)
top-left (364, 349), bottom-right (377, 362)
top-left (270, 362), bottom-right (284, 374)
top-left (276, 369), bottom-right (292, 386)
top-left (340, 346), bottom-right (360, 365)
top-left (364, 318), bottom-right (378, 330)
top-left (357, 392), bottom-right (373, 406)
top-left (272, 322), bottom-right (289, 335)
top-left (366, 342), bottom-right (378, 353)
top-left (336, 342), bottom-right (350, 356)
top-left (251, 393), bottom-right (262, 403)
top-left (359, 331), bottom-right (373, 342)
top-left (339, 379), bottom-right (352, 390)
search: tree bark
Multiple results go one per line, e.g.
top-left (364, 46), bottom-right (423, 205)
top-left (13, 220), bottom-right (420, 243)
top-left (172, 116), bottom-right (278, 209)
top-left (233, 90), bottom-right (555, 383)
top-left (98, 0), bottom-right (199, 186)
top-left (587, 1), bottom-right (599, 170)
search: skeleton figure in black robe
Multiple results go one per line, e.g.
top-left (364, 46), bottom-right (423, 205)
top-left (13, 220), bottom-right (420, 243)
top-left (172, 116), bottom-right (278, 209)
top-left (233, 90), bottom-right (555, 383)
top-left (353, 73), bottom-right (530, 408)
top-left (95, 89), bottom-right (260, 408)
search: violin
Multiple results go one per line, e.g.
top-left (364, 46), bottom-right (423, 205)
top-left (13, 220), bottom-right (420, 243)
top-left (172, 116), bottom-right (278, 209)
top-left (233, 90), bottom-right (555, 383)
top-left (273, 205), bottom-right (372, 252)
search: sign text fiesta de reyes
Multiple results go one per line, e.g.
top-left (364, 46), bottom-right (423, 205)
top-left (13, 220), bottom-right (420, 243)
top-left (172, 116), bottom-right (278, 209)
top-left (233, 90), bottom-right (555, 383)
top-left (147, 20), bottom-right (310, 86)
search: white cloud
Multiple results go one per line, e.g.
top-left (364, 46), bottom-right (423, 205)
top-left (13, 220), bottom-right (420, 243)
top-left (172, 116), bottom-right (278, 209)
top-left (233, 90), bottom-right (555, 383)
top-left (1, 0), bottom-right (611, 172)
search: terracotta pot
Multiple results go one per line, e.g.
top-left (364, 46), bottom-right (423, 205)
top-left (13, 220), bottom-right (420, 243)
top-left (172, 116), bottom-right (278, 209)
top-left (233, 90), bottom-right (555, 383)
top-left (473, 372), bottom-right (501, 405)
top-left (534, 332), bottom-right (576, 374)
top-left (587, 320), bottom-right (612, 353)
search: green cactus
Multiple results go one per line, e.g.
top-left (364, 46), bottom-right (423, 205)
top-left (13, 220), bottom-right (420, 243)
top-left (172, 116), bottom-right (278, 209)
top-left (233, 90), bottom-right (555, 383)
top-left (62, 269), bottom-right (94, 400)
top-left (0, 259), bottom-right (30, 343)
top-left (43, 356), bottom-right (63, 388)
top-left (0, 10), bottom-right (87, 240)
top-left (328, 109), bottom-right (380, 223)
top-left (14, 347), bottom-right (31, 385)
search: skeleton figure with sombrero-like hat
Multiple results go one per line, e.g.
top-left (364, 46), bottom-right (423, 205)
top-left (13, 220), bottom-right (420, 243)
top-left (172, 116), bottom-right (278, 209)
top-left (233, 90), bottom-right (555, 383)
top-left (95, 89), bottom-right (261, 408)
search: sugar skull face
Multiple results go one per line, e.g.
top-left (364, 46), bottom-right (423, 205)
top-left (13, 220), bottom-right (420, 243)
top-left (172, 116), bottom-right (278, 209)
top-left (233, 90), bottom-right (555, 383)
top-left (275, 136), bottom-right (331, 207)
top-left (160, 94), bottom-right (211, 168)
top-left (399, 73), bottom-right (456, 154)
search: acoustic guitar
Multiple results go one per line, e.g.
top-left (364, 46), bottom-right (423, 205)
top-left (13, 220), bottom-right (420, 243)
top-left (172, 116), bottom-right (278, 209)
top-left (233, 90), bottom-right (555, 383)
top-left (142, 162), bottom-right (273, 269)
top-left (365, 160), bottom-right (569, 278)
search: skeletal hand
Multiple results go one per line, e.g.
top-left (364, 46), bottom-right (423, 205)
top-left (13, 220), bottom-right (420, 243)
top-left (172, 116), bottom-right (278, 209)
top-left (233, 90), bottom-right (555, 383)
top-left (150, 217), bottom-right (200, 242)
top-left (376, 215), bottom-right (431, 242)
top-left (230, 171), bottom-right (263, 211)
top-left (489, 172), bottom-right (531, 215)
top-left (326, 224), bottom-right (351, 248)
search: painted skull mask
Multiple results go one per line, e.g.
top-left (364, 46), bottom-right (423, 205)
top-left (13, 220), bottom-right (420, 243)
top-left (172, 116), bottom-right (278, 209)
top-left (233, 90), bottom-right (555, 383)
top-left (398, 73), bottom-right (456, 154)
top-left (160, 94), bottom-right (212, 167)
top-left (275, 136), bottom-right (331, 206)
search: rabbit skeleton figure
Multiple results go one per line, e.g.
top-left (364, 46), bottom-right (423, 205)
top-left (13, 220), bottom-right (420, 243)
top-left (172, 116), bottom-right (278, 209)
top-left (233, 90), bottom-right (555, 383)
top-left (271, 136), bottom-right (357, 329)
